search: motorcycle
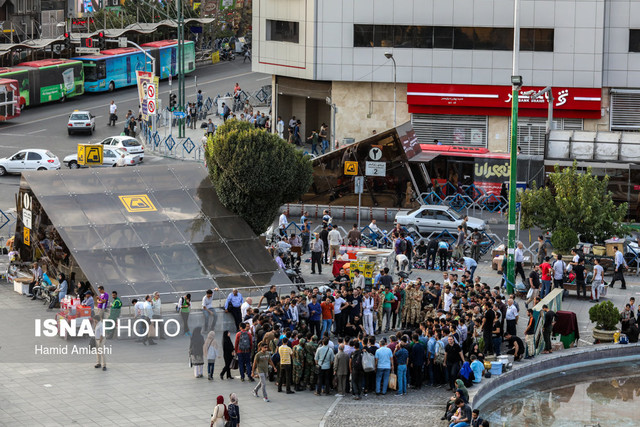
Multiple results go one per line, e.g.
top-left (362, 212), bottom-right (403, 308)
top-left (219, 48), bottom-right (235, 61)
top-left (285, 265), bottom-right (305, 291)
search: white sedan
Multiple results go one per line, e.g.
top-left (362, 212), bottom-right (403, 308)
top-left (63, 146), bottom-right (142, 169)
top-left (395, 205), bottom-right (486, 234)
top-left (67, 110), bottom-right (96, 135)
top-left (96, 136), bottom-right (144, 160)
top-left (0, 149), bottom-right (60, 176)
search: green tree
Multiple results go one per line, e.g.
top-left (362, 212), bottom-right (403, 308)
top-left (205, 120), bottom-right (313, 234)
top-left (519, 161), bottom-right (628, 243)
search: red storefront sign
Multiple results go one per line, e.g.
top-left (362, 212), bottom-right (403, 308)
top-left (407, 84), bottom-right (602, 119)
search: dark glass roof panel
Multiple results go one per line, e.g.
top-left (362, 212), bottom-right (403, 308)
top-left (210, 217), bottom-right (255, 240)
top-left (58, 226), bottom-right (105, 251)
top-left (110, 247), bottom-right (164, 283)
top-left (192, 242), bottom-right (245, 276)
top-left (93, 224), bottom-right (143, 249)
top-left (152, 189), bottom-right (203, 221)
top-left (147, 244), bottom-right (209, 280)
top-left (229, 239), bottom-right (280, 272)
top-left (72, 250), bottom-right (127, 285)
top-left (130, 221), bottom-right (186, 246)
top-left (37, 195), bottom-right (90, 227)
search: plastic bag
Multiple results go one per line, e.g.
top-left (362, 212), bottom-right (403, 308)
top-left (388, 373), bottom-right (397, 390)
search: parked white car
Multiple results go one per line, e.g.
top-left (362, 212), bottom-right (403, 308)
top-left (67, 110), bottom-right (96, 135)
top-left (96, 136), bottom-right (144, 159)
top-left (0, 149), bottom-right (60, 175)
top-left (63, 146), bottom-right (142, 169)
top-left (395, 205), bottom-right (486, 234)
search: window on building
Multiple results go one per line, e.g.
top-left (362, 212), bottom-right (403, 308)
top-left (434, 27), bottom-right (454, 49)
top-left (267, 20), bottom-right (300, 43)
top-left (520, 28), bottom-right (554, 52)
top-left (629, 30), bottom-right (640, 52)
top-left (353, 25), bottom-right (553, 52)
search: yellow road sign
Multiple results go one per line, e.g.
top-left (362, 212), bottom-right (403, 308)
top-left (23, 227), bottom-right (30, 246)
top-left (77, 144), bottom-right (103, 166)
top-left (344, 161), bottom-right (358, 176)
top-left (119, 194), bottom-right (157, 213)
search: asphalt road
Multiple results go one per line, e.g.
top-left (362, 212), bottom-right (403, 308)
top-left (0, 59), bottom-right (268, 212)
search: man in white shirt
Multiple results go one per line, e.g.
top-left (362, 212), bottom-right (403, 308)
top-left (515, 241), bottom-right (526, 284)
top-left (276, 116), bottom-right (285, 139)
top-left (143, 295), bottom-right (157, 345)
top-left (610, 246), bottom-right (627, 289)
top-left (241, 297), bottom-right (253, 319)
top-left (443, 286), bottom-right (453, 312)
top-left (151, 292), bottom-right (165, 340)
top-left (202, 289), bottom-right (215, 332)
top-left (108, 100), bottom-right (117, 126)
top-left (352, 269), bottom-right (365, 289)
top-left (362, 291), bottom-right (375, 336)
top-left (505, 298), bottom-right (519, 336)
top-left (328, 226), bottom-right (342, 262)
top-left (278, 210), bottom-right (289, 236)
top-left (333, 291), bottom-right (346, 337)
top-left (591, 258), bottom-right (605, 302)
top-left (552, 254), bottom-right (567, 290)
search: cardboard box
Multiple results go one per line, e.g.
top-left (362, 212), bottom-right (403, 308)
top-left (76, 306), bottom-right (92, 317)
top-left (493, 255), bottom-right (504, 271)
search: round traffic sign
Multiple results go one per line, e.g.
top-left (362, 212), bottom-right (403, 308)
top-left (147, 99), bottom-right (156, 114)
top-left (147, 84), bottom-right (155, 100)
top-left (369, 147), bottom-right (382, 161)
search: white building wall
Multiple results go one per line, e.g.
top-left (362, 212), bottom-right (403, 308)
top-left (254, 0), bottom-right (607, 89)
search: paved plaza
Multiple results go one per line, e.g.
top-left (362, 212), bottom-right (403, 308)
top-left (0, 254), bottom-right (638, 426)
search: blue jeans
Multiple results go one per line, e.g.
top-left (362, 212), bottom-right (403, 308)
top-left (427, 359), bottom-right (435, 386)
top-left (375, 368), bottom-right (391, 394)
top-left (450, 422), bottom-right (470, 427)
top-left (469, 265), bottom-right (477, 281)
top-left (238, 352), bottom-right (252, 379)
top-left (311, 144), bottom-right (318, 155)
top-left (321, 319), bottom-right (333, 338)
top-left (321, 139), bottom-right (329, 153)
top-left (397, 364), bottom-right (407, 394)
top-left (541, 280), bottom-right (551, 298)
top-left (203, 309), bottom-right (212, 331)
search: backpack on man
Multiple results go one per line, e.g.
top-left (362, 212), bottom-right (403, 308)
top-left (238, 331), bottom-right (251, 352)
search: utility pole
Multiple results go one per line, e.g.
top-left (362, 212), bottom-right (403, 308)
top-left (507, 0), bottom-right (522, 295)
top-left (177, 0), bottom-right (185, 137)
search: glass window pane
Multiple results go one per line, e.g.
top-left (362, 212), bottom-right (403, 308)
top-left (96, 168), bottom-right (149, 193)
top-left (192, 242), bottom-right (245, 276)
top-left (453, 27), bottom-right (474, 49)
top-left (171, 164), bottom-right (214, 190)
top-left (413, 26), bottom-right (433, 49)
top-left (136, 166), bottom-right (180, 191)
top-left (93, 224), bottom-right (143, 249)
top-left (473, 28), bottom-right (512, 51)
top-left (114, 192), bottom-right (171, 224)
top-left (171, 278), bottom-right (217, 295)
top-left (111, 247), bottom-right (164, 283)
top-left (72, 250), bottom-right (127, 285)
top-left (153, 189), bottom-right (202, 220)
top-left (251, 271), bottom-right (292, 288)
top-left (58, 225), bottom-right (105, 251)
top-left (210, 217), bottom-right (255, 240)
top-left (214, 275), bottom-right (253, 290)
top-left (131, 222), bottom-right (186, 246)
top-left (60, 172), bottom-right (107, 195)
top-left (127, 281), bottom-right (174, 299)
top-left (186, 188), bottom-right (235, 218)
top-left (630, 30), bottom-right (640, 52)
top-left (148, 244), bottom-right (209, 280)
top-left (354, 24), bottom-right (374, 47)
top-left (23, 173), bottom-right (69, 197)
top-left (374, 25), bottom-right (395, 47)
top-left (520, 28), bottom-right (534, 51)
top-left (174, 219), bottom-right (221, 243)
top-left (228, 239), bottom-right (278, 273)
top-left (434, 27), bottom-right (454, 48)
top-left (37, 195), bottom-right (90, 227)
top-left (74, 193), bottom-right (127, 225)
top-left (534, 29), bottom-right (554, 52)
top-left (393, 26), bottom-right (412, 48)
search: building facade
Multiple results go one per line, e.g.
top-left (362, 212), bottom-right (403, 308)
top-left (253, 0), bottom-right (640, 215)
top-left (253, 0), bottom-right (640, 147)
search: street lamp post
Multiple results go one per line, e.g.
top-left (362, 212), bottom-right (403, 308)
top-left (507, 0), bottom-right (522, 295)
top-left (385, 52), bottom-right (397, 127)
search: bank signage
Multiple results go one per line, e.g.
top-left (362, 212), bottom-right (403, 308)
top-left (407, 84), bottom-right (602, 119)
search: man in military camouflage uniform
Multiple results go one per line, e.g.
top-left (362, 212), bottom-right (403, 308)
top-left (401, 283), bottom-right (412, 328)
top-left (407, 285), bottom-right (422, 328)
top-left (293, 338), bottom-right (306, 391)
top-left (302, 335), bottom-right (319, 390)
top-left (375, 288), bottom-right (384, 334)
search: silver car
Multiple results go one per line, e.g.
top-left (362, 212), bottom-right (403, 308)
top-left (63, 147), bottom-right (141, 169)
top-left (394, 205), bottom-right (486, 234)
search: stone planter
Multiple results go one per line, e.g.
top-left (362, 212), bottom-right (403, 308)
top-left (593, 328), bottom-right (616, 342)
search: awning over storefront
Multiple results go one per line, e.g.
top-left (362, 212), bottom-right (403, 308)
top-left (407, 83), bottom-right (602, 119)
top-left (409, 144), bottom-right (510, 162)
top-left (17, 164), bottom-right (289, 298)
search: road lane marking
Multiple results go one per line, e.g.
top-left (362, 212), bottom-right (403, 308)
top-left (27, 129), bottom-right (47, 134)
top-left (256, 76), bottom-right (271, 81)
